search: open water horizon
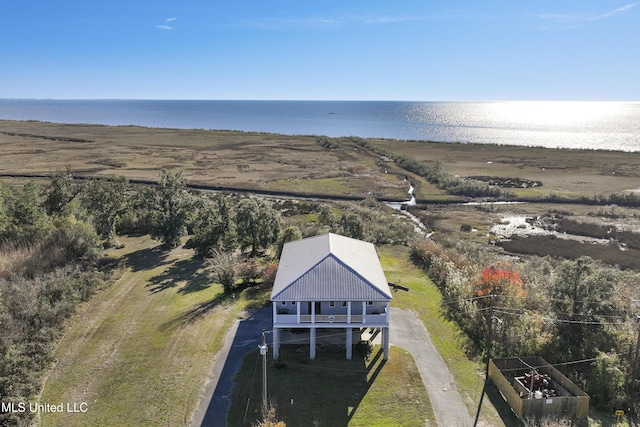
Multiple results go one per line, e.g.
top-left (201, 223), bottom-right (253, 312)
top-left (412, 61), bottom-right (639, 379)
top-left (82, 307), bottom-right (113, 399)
top-left (1, 99), bottom-right (639, 152)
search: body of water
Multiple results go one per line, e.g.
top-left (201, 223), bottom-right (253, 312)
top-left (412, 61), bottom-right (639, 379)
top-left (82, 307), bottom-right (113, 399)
top-left (1, 99), bottom-right (639, 151)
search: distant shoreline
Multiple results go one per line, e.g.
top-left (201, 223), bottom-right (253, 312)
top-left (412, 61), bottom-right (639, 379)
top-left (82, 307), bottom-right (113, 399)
top-left (0, 117), bottom-right (635, 154)
top-left (2, 119), bottom-right (640, 204)
top-left (1, 99), bottom-right (638, 151)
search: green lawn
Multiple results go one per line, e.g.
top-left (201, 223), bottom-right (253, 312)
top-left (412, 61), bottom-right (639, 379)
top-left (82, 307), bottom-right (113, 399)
top-left (36, 235), bottom-right (251, 427)
top-left (228, 345), bottom-right (434, 427)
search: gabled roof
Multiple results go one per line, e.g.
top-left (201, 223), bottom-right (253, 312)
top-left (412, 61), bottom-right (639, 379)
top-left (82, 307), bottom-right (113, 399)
top-left (271, 233), bottom-right (392, 301)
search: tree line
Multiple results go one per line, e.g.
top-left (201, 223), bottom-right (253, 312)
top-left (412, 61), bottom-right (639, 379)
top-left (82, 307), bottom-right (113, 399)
top-left (0, 167), bottom-right (418, 427)
top-left (410, 236), bottom-right (640, 413)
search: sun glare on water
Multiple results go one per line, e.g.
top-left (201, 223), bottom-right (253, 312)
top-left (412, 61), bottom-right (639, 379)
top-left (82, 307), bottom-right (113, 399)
top-left (487, 101), bottom-right (623, 127)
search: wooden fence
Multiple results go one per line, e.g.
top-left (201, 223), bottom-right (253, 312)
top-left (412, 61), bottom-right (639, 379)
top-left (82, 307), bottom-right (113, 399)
top-left (488, 357), bottom-right (589, 421)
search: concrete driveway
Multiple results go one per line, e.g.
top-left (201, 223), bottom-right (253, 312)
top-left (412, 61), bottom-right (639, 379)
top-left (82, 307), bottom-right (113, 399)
top-left (388, 308), bottom-right (473, 427)
top-left (191, 307), bottom-right (473, 427)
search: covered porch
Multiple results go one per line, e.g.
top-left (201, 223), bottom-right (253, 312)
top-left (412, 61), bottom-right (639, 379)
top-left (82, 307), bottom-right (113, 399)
top-left (273, 300), bottom-right (390, 326)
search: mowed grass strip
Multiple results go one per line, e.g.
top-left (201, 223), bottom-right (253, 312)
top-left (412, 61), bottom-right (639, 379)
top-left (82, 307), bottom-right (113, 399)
top-left (37, 235), bottom-right (244, 427)
top-left (229, 345), bottom-right (433, 427)
top-left (378, 245), bottom-right (504, 426)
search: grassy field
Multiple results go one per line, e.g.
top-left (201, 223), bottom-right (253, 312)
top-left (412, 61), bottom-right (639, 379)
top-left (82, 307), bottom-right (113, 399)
top-left (36, 235), bottom-right (257, 427)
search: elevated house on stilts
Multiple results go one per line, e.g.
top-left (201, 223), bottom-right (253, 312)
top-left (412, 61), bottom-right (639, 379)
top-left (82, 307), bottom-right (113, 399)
top-left (270, 233), bottom-right (392, 360)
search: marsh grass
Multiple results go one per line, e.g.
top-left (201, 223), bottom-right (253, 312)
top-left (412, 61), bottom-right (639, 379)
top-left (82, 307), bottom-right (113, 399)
top-left (0, 121), bottom-right (412, 201)
top-left (500, 235), bottom-right (640, 270)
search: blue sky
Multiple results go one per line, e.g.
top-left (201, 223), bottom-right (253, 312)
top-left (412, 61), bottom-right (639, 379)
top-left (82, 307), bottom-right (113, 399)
top-left (1, 1), bottom-right (639, 101)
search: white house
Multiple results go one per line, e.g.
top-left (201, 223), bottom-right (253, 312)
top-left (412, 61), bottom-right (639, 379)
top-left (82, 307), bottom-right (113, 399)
top-left (270, 233), bottom-right (392, 360)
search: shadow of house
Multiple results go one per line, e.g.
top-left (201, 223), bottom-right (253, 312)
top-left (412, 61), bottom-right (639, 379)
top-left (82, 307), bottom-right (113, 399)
top-left (229, 344), bottom-right (386, 427)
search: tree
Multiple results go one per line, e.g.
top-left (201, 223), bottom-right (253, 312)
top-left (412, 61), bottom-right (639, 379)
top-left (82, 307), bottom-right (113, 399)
top-left (587, 351), bottom-right (625, 409)
top-left (83, 176), bottom-right (128, 247)
top-left (475, 265), bottom-right (526, 300)
top-left (318, 204), bottom-right (336, 228)
top-left (190, 197), bottom-right (236, 257)
top-left (151, 170), bottom-right (191, 249)
top-left (49, 210), bottom-right (101, 262)
top-left (548, 257), bottom-right (619, 361)
top-left (276, 225), bottom-right (302, 258)
top-left (235, 197), bottom-right (280, 257)
top-left (338, 211), bottom-right (364, 240)
top-left (5, 181), bottom-right (52, 244)
top-left (44, 166), bottom-right (78, 215)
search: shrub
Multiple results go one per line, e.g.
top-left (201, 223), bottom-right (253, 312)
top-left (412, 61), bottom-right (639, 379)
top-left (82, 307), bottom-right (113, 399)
top-left (237, 258), bottom-right (261, 286)
top-left (208, 251), bottom-right (239, 293)
top-left (260, 263), bottom-right (279, 287)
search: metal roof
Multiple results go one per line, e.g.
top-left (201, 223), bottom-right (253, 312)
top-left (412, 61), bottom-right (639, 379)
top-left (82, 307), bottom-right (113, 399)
top-left (271, 233), bottom-right (392, 301)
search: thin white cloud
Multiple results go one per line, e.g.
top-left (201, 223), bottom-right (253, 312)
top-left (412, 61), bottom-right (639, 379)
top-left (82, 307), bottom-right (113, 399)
top-left (156, 17), bottom-right (177, 31)
top-left (586, 2), bottom-right (639, 20)
top-left (239, 14), bottom-right (421, 31)
top-left (539, 2), bottom-right (638, 24)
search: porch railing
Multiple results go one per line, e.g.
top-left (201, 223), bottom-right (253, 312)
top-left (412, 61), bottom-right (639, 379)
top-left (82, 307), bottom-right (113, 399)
top-left (274, 313), bottom-right (388, 325)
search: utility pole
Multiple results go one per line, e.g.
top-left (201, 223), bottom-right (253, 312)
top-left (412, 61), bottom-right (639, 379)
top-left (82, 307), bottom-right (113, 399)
top-left (259, 329), bottom-right (271, 416)
top-left (630, 300), bottom-right (640, 396)
top-left (473, 294), bottom-right (496, 427)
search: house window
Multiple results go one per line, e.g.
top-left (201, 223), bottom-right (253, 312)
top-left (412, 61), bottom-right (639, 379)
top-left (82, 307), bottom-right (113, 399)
top-left (329, 301), bottom-right (335, 307)
top-left (341, 301), bottom-right (347, 307)
top-left (281, 301), bottom-right (287, 305)
top-left (291, 301), bottom-right (296, 305)
top-left (367, 301), bottom-right (374, 305)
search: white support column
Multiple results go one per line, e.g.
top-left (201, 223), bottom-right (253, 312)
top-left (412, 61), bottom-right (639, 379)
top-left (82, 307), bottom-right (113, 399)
top-left (272, 302), bottom-right (277, 325)
top-left (346, 327), bottom-right (353, 360)
top-left (362, 301), bottom-right (367, 324)
top-left (347, 301), bottom-right (352, 324)
top-left (310, 327), bottom-right (317, 359)
top-left (273, 328), bottom-right (280, 360)
top-left (385, 302), bottom-right (390, 324)
top-left (296, 301), bottom-right (301, 324)
top-left (382, 327), bottom-right (390, 360)
top-left (311, 301), bottom-right (316, 324)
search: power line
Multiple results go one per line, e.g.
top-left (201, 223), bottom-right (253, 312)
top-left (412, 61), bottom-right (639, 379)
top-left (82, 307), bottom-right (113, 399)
top-left (490, 308), bottom-right (629, 326)
top-left (496, 352), bottom-right (627, 374)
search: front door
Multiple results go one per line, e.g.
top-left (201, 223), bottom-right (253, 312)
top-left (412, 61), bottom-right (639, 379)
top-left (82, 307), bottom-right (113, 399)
top-left (307, 302), bottom-right (322, 315)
